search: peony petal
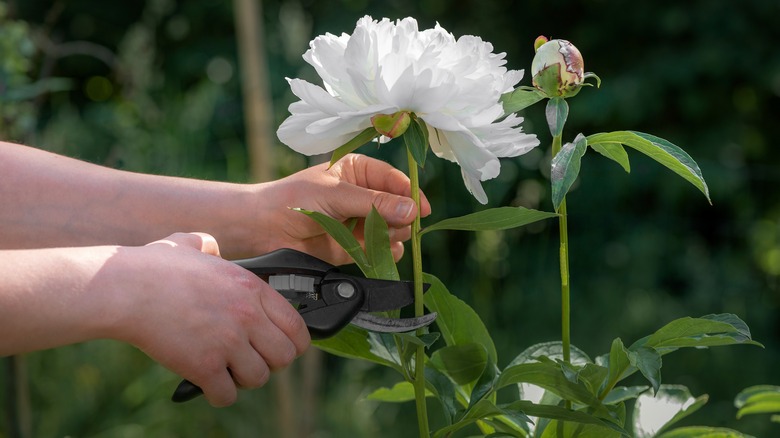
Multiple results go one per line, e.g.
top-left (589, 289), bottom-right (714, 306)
top-left (277, 111), bottom-right (359, 156)
top-left (461, 168), bottom-right (489, 204)
top-left (288, 78), bottom-right (352, 114)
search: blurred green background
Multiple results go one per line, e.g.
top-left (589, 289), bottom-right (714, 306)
top-left (1, 0), bottom-right (778, 436)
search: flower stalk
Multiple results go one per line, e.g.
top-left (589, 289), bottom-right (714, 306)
top-left (552, 133), bottom-right (572, 364)
top-left (407, 148), bottom-right (429, 438)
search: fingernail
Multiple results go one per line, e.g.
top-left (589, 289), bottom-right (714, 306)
top-left (396, 199), bottom-right (415, 220)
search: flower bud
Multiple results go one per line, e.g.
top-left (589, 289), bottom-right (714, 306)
top-left (531, 38), bottom-right (585, 98)
top-left (371, 111), bottom-right (411, 139)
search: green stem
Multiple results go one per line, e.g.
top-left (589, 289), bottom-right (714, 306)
top-left (552, 133), bottom-right (571, 364)
top-left (407, 149), bottom-right (429, 438)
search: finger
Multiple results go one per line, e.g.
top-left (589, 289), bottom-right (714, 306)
top-left (257, 286), bottom-right (311, 357)
top-left (391, 241), bottom-right (405, 262)
top-left (227, 346), bottom-right (270, 390)
top-left (197, 366), bottom-right (238, 407)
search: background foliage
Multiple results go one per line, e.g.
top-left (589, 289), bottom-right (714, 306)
top-left (1, 0), bottom-right (778, 436)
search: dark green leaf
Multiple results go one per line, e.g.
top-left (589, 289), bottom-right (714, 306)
top-left (468, 356), bottom-right (499, 409)
top-left (404, 116), bottom-right (429, 168)
top-left (500, 87), bottom-right (546, 114)
top-left (507, 401), bottom-right (627, 436)
top-left (628, 347), bottom-right (662, 394)
top-left (606, 338), bottom-right (632, 390)
top-left (432, 399), bottom-right (532, 438)
top-left (430, 343), bottom-right (488, 385)
top-left (551, 133), bottom-right (587, 211)
top-left (590, 142), bottom-right (631, 173)
top-left (367, 332), bottom-right (402, 371)
top-left (423, 273), bottom-right (497, 363)
top-left (498, 362), bottom-right (603, 409)
top-left (420, 207), bottom-right (558, 237)
top-left (293, 208), bottom-right (371, 276)
top-left (426, 367), bottom-right (459, 425)
top-left (364, 205), bottom-right (399, 281)
top-left (546, 97), bottom-right (569, 137)
top-left (329, 127), bottom-right (379, 167)
top-left (585, 131), bottom-right (711, 203)
top-left (635, 313), bottom-right (763, 350)
top-left (603, 386), bottom-right (650, 405)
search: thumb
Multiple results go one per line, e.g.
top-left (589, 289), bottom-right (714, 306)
top-left (148, 232), bottom-right (222, 257)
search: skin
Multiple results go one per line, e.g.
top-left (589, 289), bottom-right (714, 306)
top-left (0, 142), bottom-right (430, 406)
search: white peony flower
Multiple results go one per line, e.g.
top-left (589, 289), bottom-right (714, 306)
top-left (277, 16), bottom-right (540, 204)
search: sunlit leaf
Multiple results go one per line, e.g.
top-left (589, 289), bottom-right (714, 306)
top-left (632, 385), bottom-right (708, 438)
top-left (423, 273), bottom-right (497, 363)
top-left (507, 341), bottom-right (592, 367)
top-left (656, 427), bottom-right (750, 438)
top-left (590, 142), bottom-right (630, 173)
top-left (364, 205), bottom-right (399, 280)
top-left (329, 127), bottom-right (378, 167)
top-left (420, 207), bottom-right (558, 237)
top-left (313, 325), bottom-right (397, 370)
top-left (735, 385), bottom-right (780, 419)
top-left (497, 361), bottom-right (603, 409)
top-left (500, 86), bottom-right (546, 114)
top-left (551, 133), bottom-right (587, 211)
top-left (293, 208), bottom-right (371, 276)
top-left (366, 381), bottom-right (432, 402)
top-left (585, 131), bottom-right (711, 203)
top-left (546, 97), bottom-right (569, 137)
top-left (603, 386), bottom-right (650, 405)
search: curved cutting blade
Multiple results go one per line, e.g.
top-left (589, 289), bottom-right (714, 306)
top-left (350, 311), bottom-right (437, 333)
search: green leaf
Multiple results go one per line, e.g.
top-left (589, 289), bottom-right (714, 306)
top-left (508, 401), bottom-right (627, 436)
top-left (430, 343), bottom-right (488, 385)
top-left (293, 208), bottom-right (371, 276)
top-left (426, 366), bottom-right (459, 425)
top-left (367, 332), bottom-right (403, 371)
top-left (500, 87), bottom-right (546, 114)
top-left (628, 347), bottom-right (662, 394)
top-left (498, 362), bottom-right (603, 409)
top-left (404, 116), bottom-right (429, 168)
top-left (735, 385), bottom-right (780, 419)
top-left (468, 356), bottom-right (500, 409)
top-left (364, 205), bottom-right (399, 281)
top-left (656, 427), bottom-right (751, 438)
top-left (433, 399), bottom-right (532, 438)
top-left (313, 325), bottom-right (396, 369)
top-left (366, 381), bottom-right (432, 402)
top-left (546, 97), bottom-right (569, 137)
top-left (635, 313), bottom-right (763, 351)
top-left (606, 338), bottom-right (632, 389)
top-left (423, 273), bottom-right (497, 363)
top-left (329, 127), bottom-right (379, 167)
top-left (420, 206), bottom-right (558, 237)
top-left (633, 385), bottom-right (708, 438)
top-left (508, 341), bottom-right (593, 367)
top-left (603, 386), bottom-right (650, 405)
top-left (551, 133), bottom-right (588, 211)
top-left (590, 142), bottom-right (631, 173)
top-left (585, 131), bottom-right (711, 203)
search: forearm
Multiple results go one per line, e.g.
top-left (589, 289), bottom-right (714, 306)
top-left (0, 142), bottom-right (263, 258)
top-left (0, 246), bottom-right (120, 355)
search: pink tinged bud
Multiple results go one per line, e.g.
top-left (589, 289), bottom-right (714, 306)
top-left (531, 39), bottom-right (585, 98)
top-left (371, 111), bottom-right (411, 138)
top-left (534, 35), bottom-right (549, 52)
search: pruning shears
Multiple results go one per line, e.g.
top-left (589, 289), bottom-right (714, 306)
top-left (171, 248), bottom-right (436, 402)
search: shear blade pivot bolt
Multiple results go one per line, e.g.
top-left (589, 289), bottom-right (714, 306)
top-left (337, 282), bottom-right (356, 299)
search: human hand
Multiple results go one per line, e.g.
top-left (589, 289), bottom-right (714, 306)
top-left (103, 232), bottom-right (310, 407)
top-left (251, 154), bottom-right (432, 265)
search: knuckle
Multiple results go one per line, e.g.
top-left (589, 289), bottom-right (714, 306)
top-left (208, 389), bottom-right (237, 408)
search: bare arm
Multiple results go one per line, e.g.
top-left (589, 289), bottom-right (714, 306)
top-left (0, 233), bottom-right (310, 407)
top-left (0, 142), bottom-right (430, 262)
